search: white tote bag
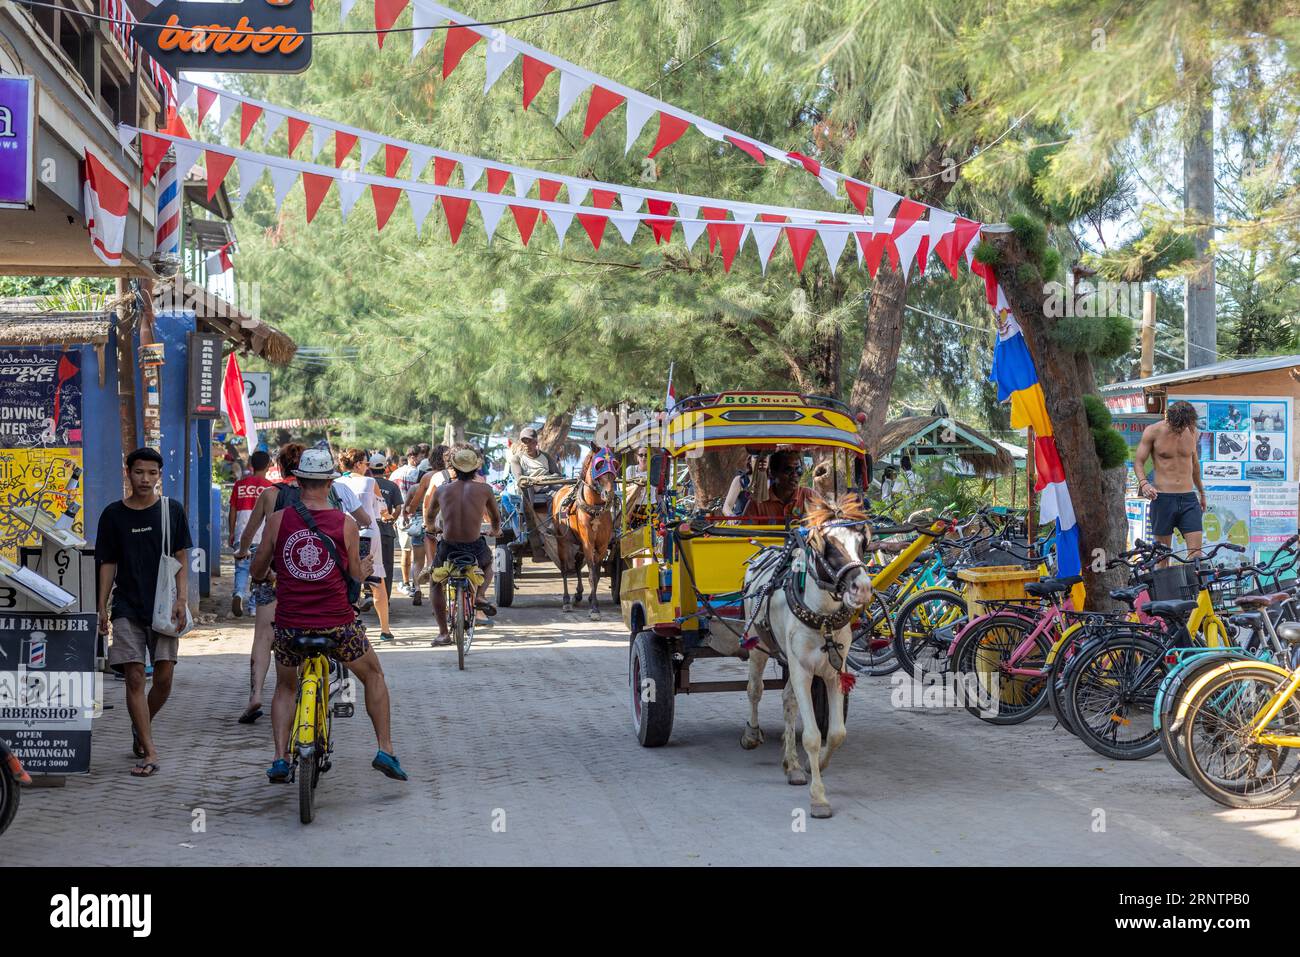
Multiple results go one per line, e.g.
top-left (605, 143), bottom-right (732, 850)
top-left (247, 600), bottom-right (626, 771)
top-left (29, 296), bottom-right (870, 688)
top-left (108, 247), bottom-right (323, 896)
top-left (151, 497), bottom-right (193, 638)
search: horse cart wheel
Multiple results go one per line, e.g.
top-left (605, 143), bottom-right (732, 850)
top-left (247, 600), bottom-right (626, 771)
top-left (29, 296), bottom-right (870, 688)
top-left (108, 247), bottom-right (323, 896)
top-left (630, 630), bottom-right (675, 747)
top-left (809, 676), bottom-right (849, 741)
top-left (494, 545), bottom-right (515, 608)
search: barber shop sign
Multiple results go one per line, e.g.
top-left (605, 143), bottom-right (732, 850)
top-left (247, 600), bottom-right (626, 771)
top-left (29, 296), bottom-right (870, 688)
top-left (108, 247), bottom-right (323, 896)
top-left (0, 76), bottom-right (36, 210)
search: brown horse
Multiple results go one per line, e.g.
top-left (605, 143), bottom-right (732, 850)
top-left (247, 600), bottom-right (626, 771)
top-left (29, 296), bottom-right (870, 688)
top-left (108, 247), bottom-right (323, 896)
top-left (551, 444), bottom-right (617, 618)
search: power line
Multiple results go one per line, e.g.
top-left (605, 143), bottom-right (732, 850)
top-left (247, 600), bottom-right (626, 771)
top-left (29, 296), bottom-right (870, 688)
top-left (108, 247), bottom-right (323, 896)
top-left (11, 0), bottom-right (620, 40)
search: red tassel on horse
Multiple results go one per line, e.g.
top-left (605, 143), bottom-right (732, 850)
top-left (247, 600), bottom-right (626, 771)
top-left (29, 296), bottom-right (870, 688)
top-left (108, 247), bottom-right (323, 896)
top-left (839, 670), bottom-right (857, 694)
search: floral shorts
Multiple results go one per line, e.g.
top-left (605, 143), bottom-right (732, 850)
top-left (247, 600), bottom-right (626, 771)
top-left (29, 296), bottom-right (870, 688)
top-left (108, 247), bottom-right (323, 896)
top-left (250, 579), bottom-right (277, 608)
top-left (272, 618), bottom-right (371, 668)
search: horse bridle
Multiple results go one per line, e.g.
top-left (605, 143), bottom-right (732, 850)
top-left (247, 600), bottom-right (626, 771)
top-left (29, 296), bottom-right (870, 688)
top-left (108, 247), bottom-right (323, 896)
top-left (574, 454), bottom-right (616, 517)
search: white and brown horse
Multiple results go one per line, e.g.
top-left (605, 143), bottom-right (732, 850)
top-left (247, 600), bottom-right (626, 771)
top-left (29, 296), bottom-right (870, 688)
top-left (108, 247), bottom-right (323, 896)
top-left (552, 444), bottom-right (618, 619)
top-left (740, 493), bottom-right (873, 818)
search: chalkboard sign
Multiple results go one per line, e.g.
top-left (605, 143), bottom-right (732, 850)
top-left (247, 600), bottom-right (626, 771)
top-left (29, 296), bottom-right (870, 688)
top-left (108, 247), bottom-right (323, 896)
top-left (0, 349), bottom-right (82, 448)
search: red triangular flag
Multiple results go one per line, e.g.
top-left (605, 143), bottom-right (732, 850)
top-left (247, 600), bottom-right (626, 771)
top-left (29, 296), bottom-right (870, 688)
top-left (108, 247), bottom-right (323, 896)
top-left (485, 168), bottom-right (510, 194)
top-left (384, 144), bottom-right (409, 178)
top-left (163, 107), bottom-right (190, 141)
top-left (443, 26), bottom-right (483, 80)
top-left (440, 195), bottom-right (471, 243)
top-left (239, 103), bottom-right (263, 145)
top-left (302, 172), bottom-right (333, 223)
top-left (140, 133), bottom-right (171, 187)
top-left (371, 185), bottom-right (402, 231)
top-left (646, 199), bottom-right (673, 217)
top-left (538, 180), bottom-right (563, 202)
top-left (758, 213), bottom-right (788, 223)
top-left (577, 213), bottom-right (607, 249)
top-left (845, 179), bottom-right (869, 215)
top-left (709, 222), bottom-right (744, 271)
top-left (863, 232), bottom-right (889, 278)
top-left (648, 219), bottom-right (675, 244)
top-left (204, 151), bottom-right (235, 202)
top-left (935, 217), bottom-right (981, 277)
top-left (701, 206), bottom-right (728, 252)
top-left (786, 151), bottom-right (821, 177)
top-left (725, 135), bottom-right (766, 165)
top-left (647, 112), bottom-right (691, 158)
top-left (916, 235), bottom-right (931, 273)
top-left (286, 117), bottom-right (309, 155)
top-left (510, 205), bottom-right (540, 245)
top-left (374, 0), bottom-right (408, 49)
top-left (521, 56), bottom-right (555, 110)
top-left (334, 132), bottom-right (358, 168)
top-left (196, 87), bottom-right (219, 125)
top-left (590, 189), bottom-right (617, 209)
top-left (583, 86), bottom-right (626, 138)
top-left (890, 198), bottom-right (926, 239)
top-left (785, 227), bottom-right (817, 273)
top-left (433, 157), bottom-right (457, 186)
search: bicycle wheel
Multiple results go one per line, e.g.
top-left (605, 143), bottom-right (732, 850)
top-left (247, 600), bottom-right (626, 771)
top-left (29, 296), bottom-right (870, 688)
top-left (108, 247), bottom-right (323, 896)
top-left (463, 585), bottom-right (476, 657)
top-left (1157, 652), bottom-right (1241, 780)
top-left (951, 614), bottom-right (1051, 724)
top-left (453, 581), bottom-right (467, 671)
top-left (891, 588), bottom-right (964, 681)
top-left (0, 755), bottom-right (18, 836)
top-left (846, 593), bottom-right (900, 676)
top-left (1182, 665), bottom-right (1300, 808)
top-left (1045, 624), bottom-right (1090, 737)
top-left (297, 672), bottom-right (322, 825)
top-left (1066, 632), bottom-right (1169, 760)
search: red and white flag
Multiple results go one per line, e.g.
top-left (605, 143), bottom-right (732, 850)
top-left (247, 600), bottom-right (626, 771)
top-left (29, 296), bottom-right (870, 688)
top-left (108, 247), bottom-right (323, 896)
top-left (220, 352), bottom-right (258, 455)
top-left (205, 241), bottom-right (235, 275)
top-left (83, 150), bottom-right (129, 266)
top-left (665, 361), bottom-right (677, 413)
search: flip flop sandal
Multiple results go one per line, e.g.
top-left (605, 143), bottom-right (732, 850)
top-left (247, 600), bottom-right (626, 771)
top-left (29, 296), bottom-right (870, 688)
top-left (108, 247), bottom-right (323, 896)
top-left (130, 762), bottom-right (160, 778)
top-left (474, 600), bottom-right (498, 617)
top-left (131, 725), bottom-right (145, 759)
top-left (237, 707), bottom-right (264, 724)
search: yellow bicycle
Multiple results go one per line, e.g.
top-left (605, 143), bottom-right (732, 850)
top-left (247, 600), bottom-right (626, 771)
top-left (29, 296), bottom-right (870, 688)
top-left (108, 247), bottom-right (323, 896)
top-left (288, 635), bottom-right (350, 824)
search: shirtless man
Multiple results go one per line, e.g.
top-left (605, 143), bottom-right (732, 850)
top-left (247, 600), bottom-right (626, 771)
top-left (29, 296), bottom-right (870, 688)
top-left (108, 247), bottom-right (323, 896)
top-left (1133, 400), bottom-right (1207, 563)
top-left (425, 446), bottom-right (502, 644)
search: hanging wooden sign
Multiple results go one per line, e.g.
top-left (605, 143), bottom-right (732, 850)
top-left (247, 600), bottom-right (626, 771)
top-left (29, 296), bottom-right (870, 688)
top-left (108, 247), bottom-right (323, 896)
top-left (131, 0), bottom-right (313, 78)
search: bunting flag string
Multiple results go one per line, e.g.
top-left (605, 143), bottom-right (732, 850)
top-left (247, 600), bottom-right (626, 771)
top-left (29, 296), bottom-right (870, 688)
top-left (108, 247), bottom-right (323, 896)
top-left (120, 125), bottom-right (950, 278)
top-left (359, 0), bottom-right (956, 235)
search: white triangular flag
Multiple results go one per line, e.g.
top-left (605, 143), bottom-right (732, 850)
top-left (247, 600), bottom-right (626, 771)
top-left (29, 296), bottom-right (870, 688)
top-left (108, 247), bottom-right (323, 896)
top-left (484, 41), bottom-right (518, 93)
top-left (117, 126), bottom-right (137, 149)
top-left (548, 208), bottom-right (574, 247)
top-left (261, 109), bottom-right (285, 146)
top-left (681, 219), bottom-right (707, 252)
top-left (853, 230), bottom-right (867, 267)
top-left (409, 147), bottom-right (434, 180)
top-left (818, 226), bottom-right (850, 277)
top-left (268, 165), bottom-right (298, 211)
top-left (624, 97), bottom-right (657, 154)
top-left (337, 179), bottom-right (365, 221)
top-left (235, 157), bottom-right (266, 206)
top-left (460, 159), bottom-right (484, 191)
top-left (676, 202), bottom-right (698, 222)
top-left (409, 191), bottom-right (437, 236)
top-left (567, 183), bottom-right (589, 207)
top-left (340, 0), bottom-right (357, 23)
top-left (872, 188), bottom-right (902, 234)
top-left (478, 201), bottom-right (507, 243)
top-left (924, 209), bottom-right (956, 272)
top-left (817, 171), bottom-right (840, 199)
top-left (610, 214), bottom-right (640, 244)
top-left (311, 126), bottom-right (331, 161)
top-left (893, 219), bottom-right (928, 280)
top-left (216, 94), bottom-right (238, 130)
top-left (749, 224), bottom-right (782, 274)
top-left (176, 80), bottom-right (197, 112)
top-left (512, 172), bottom-right (537, 198)
top-left (411, 2), bottom-right (437, 59)
top-left (359, 138), bottom-right (381, 170)
top-left (172, 141), bottom-right (200, 180)
top-left (555, 71), bottom-right (591, 125)
top-left (694, 124), bottom-right (726, 142)
top-left (619, 192), bottom-right (642, 213)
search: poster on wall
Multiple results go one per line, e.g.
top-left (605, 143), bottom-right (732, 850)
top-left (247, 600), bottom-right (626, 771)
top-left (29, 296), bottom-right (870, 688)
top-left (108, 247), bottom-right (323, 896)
top-left (0, 612), bottom-right (97, 774)
top-left (1125, 497), bottom-right (1150, 549)
top-left (1250, 482), bottom-right (1299, 566)
top-left (0, 349), bottom-right (83, 448)
top-left (1171, 484), bottom-right (1251, 567)
top-left (0, 449), bottom-right (84, 561)
top-left (1183, 395), bottom-right (1292, 483)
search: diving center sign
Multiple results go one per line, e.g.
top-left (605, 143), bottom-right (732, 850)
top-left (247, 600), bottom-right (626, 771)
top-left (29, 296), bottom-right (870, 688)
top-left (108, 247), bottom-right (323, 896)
top-left (131, 0), bottom-right (312, 77)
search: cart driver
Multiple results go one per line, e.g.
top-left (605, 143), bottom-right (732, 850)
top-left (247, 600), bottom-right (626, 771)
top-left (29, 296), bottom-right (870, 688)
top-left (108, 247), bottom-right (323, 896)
top-left (741, 449), bottom-right (815, 523)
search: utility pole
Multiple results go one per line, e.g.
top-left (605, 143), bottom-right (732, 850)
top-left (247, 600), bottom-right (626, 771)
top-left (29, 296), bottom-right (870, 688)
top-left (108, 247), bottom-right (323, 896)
top-left (1140, 287), bottom-right (1156, 379)
top-left (1183, 63), bottom-right (1216, 369)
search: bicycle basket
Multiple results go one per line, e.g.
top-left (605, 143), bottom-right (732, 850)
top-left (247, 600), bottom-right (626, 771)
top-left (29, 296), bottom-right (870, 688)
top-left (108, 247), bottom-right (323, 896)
top-left (1146, 564), bottom-right (1198, 602)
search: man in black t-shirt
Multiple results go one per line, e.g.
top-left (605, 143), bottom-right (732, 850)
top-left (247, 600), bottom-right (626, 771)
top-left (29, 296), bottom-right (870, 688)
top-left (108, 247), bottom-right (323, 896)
top-left (369, 452), bottom-right (404, 600)
top-left (95, 448), bottom-right (192, 778)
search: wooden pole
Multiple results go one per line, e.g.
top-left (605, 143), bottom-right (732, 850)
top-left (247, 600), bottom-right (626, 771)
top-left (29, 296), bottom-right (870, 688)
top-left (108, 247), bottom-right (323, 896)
top-left (1140, 287), bottom-right (1156, 379)
top-left (1026, 426), bottom-right (1037, 549)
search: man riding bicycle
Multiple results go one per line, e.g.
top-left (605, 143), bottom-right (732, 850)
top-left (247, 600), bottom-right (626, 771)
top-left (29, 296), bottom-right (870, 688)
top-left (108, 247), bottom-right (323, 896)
top-left (425, 446), bottom-right (502, 644)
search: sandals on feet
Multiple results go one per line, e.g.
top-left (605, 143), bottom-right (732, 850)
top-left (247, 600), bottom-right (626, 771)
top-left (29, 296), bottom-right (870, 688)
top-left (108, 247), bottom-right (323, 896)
top-left (130, 762), bottom-right (160, 778)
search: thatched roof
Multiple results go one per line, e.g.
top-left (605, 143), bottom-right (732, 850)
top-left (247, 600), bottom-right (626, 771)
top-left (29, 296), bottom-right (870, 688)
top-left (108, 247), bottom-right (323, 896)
top-left (0, 311), bottom-right (114, 347)
top-left (153, 279), bottom-right (297, 366)
top-left (878, 414), bottom-right (1015, 477)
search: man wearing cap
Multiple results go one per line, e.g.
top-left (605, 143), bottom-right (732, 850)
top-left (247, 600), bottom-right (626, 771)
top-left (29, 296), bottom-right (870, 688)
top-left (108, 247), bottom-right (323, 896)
top-left (509, 427), bottom-right (561, 562)
top-left (425, 446), bottom-right (502, 645)
top-left (250, 448), bottom-right (408, 783)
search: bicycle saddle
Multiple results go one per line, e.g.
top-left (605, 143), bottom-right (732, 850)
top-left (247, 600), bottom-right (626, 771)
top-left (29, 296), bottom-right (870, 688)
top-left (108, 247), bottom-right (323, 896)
top-left (1143, 599), bottom-right (1199, 619)
top-left (1229, 612), bottom-right (1262, 628)
top-left (289, 634), bottom-right (338, 654)
top-left (1236, 592), bottom-right (1290, 609)
top-left (1109, 585), bottom-right (1145, 605)
top-left (1278, 621), bottom-right (1300, 645)
top-left (1024, 575), bottom-right (1083, 597)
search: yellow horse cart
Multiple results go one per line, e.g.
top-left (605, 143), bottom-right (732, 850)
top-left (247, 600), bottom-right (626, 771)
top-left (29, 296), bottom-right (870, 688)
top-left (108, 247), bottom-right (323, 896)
top-left (614, 391), bottom-right (885, 746)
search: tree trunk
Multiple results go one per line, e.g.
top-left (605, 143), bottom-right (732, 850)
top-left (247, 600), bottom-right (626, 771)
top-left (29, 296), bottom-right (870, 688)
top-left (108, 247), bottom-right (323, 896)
top-left (538, 409), bottom-right (573, 463)
top-left (687, 446), bottom-right (747, 507)
top-left (114, 281), bottom-right (138, 493)
top-left (1183, 48), bottom-right (1216, 368)
top-left (984, 232), bottom-right (1128, 608)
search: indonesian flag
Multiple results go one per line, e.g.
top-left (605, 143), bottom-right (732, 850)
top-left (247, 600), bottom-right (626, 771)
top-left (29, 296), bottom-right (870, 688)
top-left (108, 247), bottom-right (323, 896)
top-left (205, 241), bottom-right (235, 275)
top-left (665, 361), bottom-right (677, 413)
top-left (83, 150), bottom-right (129, 266)
top-left (221, 352), bottom-right (258, 455)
